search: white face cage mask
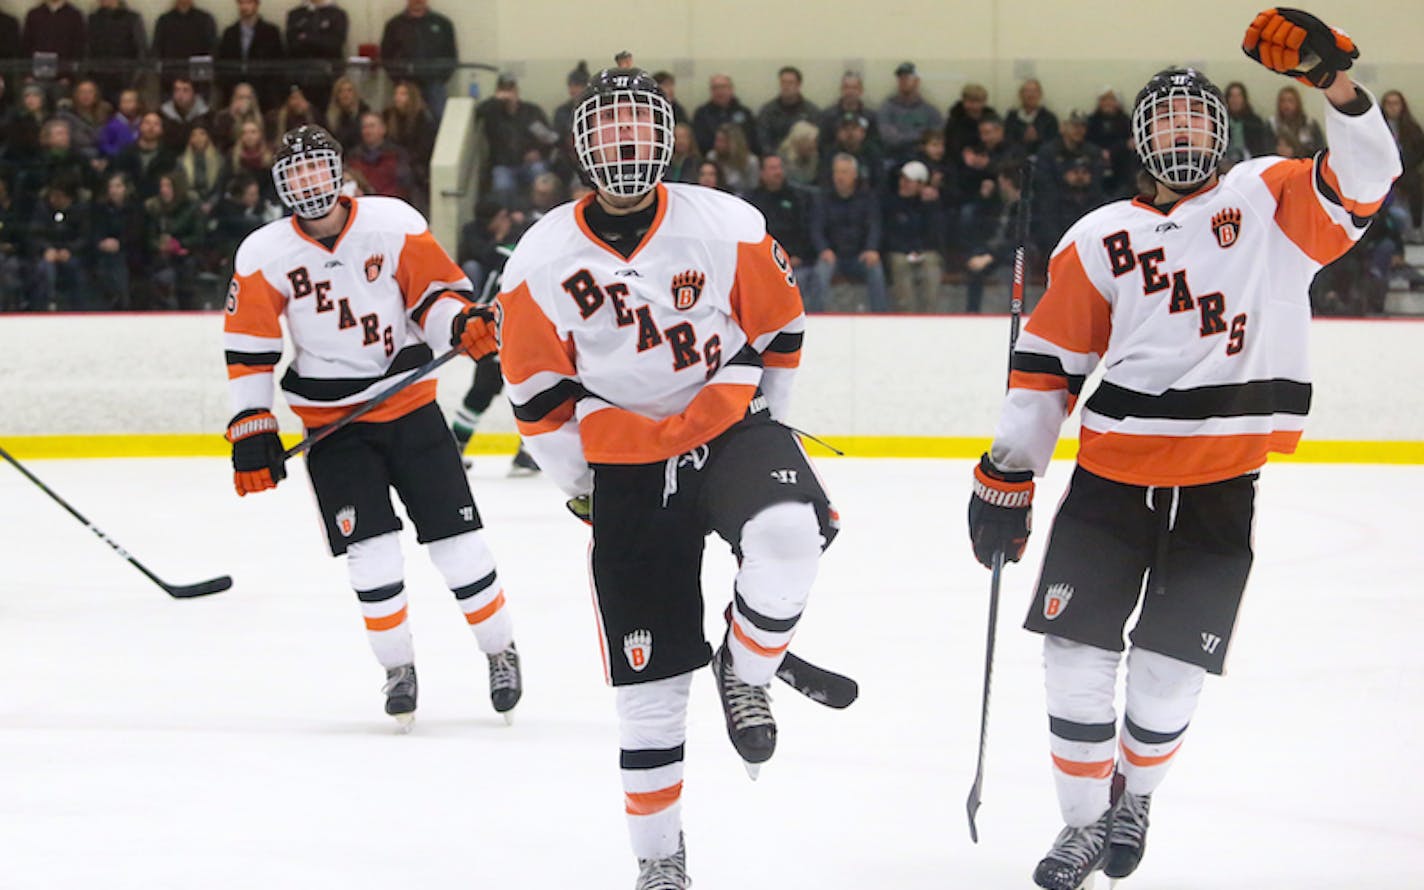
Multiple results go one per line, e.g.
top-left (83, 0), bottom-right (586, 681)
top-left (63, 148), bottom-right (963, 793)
top-left (572, 88), bottom-right (674, 198)
top-left (1131, 86), bottom-right (1228, 191)
top-left (273, 148), bottom-right (343, 219)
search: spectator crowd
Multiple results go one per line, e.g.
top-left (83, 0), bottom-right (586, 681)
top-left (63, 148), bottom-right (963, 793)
top-left (0, 2), bottom-right (1420, 315)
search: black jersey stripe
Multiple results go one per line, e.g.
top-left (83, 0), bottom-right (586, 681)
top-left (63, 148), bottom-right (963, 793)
top-left (1084, 379), bottom-right (1312, 421)
top-left (766, 331), bottom-right (804, 354)
top-left (511, 378), bottom-right (586, 423)
top-left (356, 582), bottom-right (404, 604)
top-left (1049, 716), bottom-right (1116, 743)
top-left (1013, 351), bottom-right (1087, 395)
top-left (1124, 716), bottom-right (1187, 746)
top-left (620, 745), bottom-right (685, 770)
top-left (1314, 151), bottom-right (1374, 228)
top-left (734, 590), bottom-right (801, 633)
top-left (225, 350), bottom-right (283, 367)
top-left (727, 342), bottom-right (763, 367)
top-left (280, 344), bottom-right (433, 401)
top-left (452, 571), bottom-right (498, 601)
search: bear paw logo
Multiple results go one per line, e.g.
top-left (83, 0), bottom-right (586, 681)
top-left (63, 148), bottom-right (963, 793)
top-left (364, 253), bottom-right (385, 282)
top-left (670, 269), bottom-right (706, 310)
top-left (335, 505), bottom-right (357, 537)
top-left (1043, 583), bottom-right (1073, 620)
top-left (623, 629), bottom-right (653, 672)
top-left (1210, 208), bottom-right (1242, 249)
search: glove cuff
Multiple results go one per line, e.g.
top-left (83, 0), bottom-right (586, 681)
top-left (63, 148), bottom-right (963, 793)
top-left (227, 409), bottom-right (279, 443)
top-left (974, 454), bottom-right (1034, 507)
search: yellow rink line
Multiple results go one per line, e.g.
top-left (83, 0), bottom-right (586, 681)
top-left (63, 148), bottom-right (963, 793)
top-left (3, 434), bottom-right (1422, 464)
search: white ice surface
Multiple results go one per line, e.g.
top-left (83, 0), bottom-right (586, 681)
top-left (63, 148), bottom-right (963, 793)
top-left (1, 457), bottom-right (1421, 889)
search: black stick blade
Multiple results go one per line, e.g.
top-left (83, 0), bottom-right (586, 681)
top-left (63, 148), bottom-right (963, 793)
top-left (966, 783), bottom-right (982, 843)
top-left (776, 652), bottom-right (859, 709)
top-left (163, 576), bottom-right (234, 598)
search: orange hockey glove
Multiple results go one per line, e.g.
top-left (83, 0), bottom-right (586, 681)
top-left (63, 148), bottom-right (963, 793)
top-left (226, 409), bottom-right (287, 496)
top-left (451, 304), bottom-right (499, 359)
top-left (967, 454), bottom-right (1034, 569)
top-left (1243, 7), bottom-right (1357, 88)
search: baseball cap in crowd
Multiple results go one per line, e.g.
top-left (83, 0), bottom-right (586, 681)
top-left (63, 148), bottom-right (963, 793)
top-left (496, 72), bottom-right (518, 89)
top-left (1065, 156), bottom-right (1094, 173)
top-left (567, 61), bottom-right (590, 88)
top-left (839, 111), bottom-right (869, 129)
top-left (894, 61), bottom-right (917, 77)
top-left (900, 160), bottom-right (930, 183)
top-left (1065, 109), bottom-right (1089, 125)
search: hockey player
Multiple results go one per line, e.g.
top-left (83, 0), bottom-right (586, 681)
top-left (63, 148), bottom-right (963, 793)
top-left (222, 126), bottom-right (522, 730)
top-left (967, 10), bottom-right (1400, 889)
top-left (495, 67), bottom-right (838, 889)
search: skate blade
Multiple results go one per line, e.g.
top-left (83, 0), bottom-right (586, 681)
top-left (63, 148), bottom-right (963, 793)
top-left (743, 761), bottom-right (761, 781)
top-left (392, 713), bottom-right (415, 733)
top-left (1078, 874), bottom-right (1096, 890)
top-left (501, 710), bottom-right (515, 726)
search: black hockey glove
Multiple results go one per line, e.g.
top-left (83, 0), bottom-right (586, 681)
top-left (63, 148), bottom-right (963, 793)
top-left (226, 409), bottom-right (287, 496)
top-left (1243, 8), bottom-right (1358, 89)
top-left (967, 453), bottom-right (1034, 569)
top-left (451, 303), bottom-right (499, 359)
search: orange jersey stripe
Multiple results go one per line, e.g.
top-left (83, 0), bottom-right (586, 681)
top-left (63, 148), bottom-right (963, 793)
top-left (1258, 159), bottom-right (1356, 266)
top-left (1318, 153), bottom-right (1386, 218)
top-left (1024, 242), bottom-right (1111, 358)
top-left (291, 379), bottom-right (437, 428)
top-left (1051, 754), bottom-right (1115, 780)
top-left (1121, 741), bottom-right (1182, 768)
top-left (464, 590), bottom-right (506, 625)
top-left (1009, 370), bottom-right (1070, 392)
top-left (579, 383), bottom-right (756, 464)
top-left (1079, 427), bottom-right (1301, 487)
top-left (395, 228), bottom-right (466, 311)
top-left (731, 234), bottom-right (803, 359)
top-left (732, 619), bottom-right (790, 658)
top-left (224, 269), bottom-right (286, 338)
top-left (226, 363), bottom-right (275, 380)
top-left (624, 782), bottom-right (683, 816)
top-left (365, 605), bottom-right (408, 632)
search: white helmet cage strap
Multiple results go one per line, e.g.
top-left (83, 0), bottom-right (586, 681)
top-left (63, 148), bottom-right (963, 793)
top-left (572, 85), bottom-right (675, 198)
top-left (1132, 80), bottom-right (1229, 191)
top-left (273, 147), bottom-right (343, 219)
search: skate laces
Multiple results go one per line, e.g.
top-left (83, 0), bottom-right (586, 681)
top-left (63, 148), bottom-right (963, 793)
top-left (1049, 815), bottom-right (1110, 868)
top-left (718, 650), bottom-right (774, 729)
top-left (488, 648), bottom-right (519, 691)
top-left (382, 665), bottom-right (415, 696)
top-left (1110, 791), bottom-right (1151, 847)
top-left (636, 842), bottom-right (688, 890)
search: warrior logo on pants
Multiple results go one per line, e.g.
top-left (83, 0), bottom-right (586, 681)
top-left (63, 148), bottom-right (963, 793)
top-left (624, 630), bottom-right (653, 671)
top-left (1044, 583), bottom-right (1074, 620)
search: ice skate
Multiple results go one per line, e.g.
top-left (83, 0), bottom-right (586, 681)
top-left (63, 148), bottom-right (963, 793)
top-left (508, 444), bottom-right (540, 476)
top-left (487, 643), bottom-right (522, 723)
top-left (635, 833), bottom-right (689, 889)
top-left (1033, 807), bottom-right (1112, 890)
top-left (1104, 790), bottom-right (1151, 882)
top-left (382, 664), bottom-right (417, 732)
top-left (712, 643), bottom-right (775, 778)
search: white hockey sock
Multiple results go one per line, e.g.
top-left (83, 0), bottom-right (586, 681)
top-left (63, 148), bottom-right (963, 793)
top-left (618, 675), bottom-right (691, 861)
top-left (727, 501), bottom-right (822, 687)
top-left (347, 533), bottom-right (413, 669)
top-left (428, 531), bottom-right (513, 653)
top-left (1120, 645), bottom-right (1204, 796)
top-left (1043, 635), bottom-right (1121, 826)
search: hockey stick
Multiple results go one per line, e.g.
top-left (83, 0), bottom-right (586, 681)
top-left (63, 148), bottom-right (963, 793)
top-left (0, 445), bottom-right (232, 598)
top-left (282, 346), bottom-right (467, 461)
top-left (777, 651), bottom-right (858, 709)
top-left (966, 155), bottom-right (1035, 843)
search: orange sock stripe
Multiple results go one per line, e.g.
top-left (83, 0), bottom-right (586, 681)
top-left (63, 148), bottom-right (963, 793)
top-left (1051, 753), bottom-right (1115, 779)
top-left (1121, 740), bottom-right (1183, 768)
top-left (364, 605), bottom-right (408, 632)
top-left (731, 619), bottom-right (789, 658)
top-left (624, 782), bottom-right (683, 816)
top-left (464, 590), bottom-right (506, 625)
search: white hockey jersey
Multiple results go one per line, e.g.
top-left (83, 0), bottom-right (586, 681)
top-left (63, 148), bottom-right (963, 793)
top-left (497, 183), bottom-right (805, 494)
top-left (223, 196), bottom-right (472, 427)
top-left (992, 89), bottom-right (1402, 487)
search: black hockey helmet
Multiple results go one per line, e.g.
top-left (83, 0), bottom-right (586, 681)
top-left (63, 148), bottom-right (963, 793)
top-left (1131, 67), bottom-right (1228, 191)
top-left (571, 66), bottom-right (675, 198)
top-left (273, 124), bottom-right (344, 219)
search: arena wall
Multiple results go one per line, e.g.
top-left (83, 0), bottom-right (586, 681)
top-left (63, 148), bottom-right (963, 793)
top-left (2, 312), bottom-right (1419, 463)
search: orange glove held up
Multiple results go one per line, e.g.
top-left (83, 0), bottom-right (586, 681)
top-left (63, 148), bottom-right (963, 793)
top-left (1243, 7), bottom-right (1358, 88)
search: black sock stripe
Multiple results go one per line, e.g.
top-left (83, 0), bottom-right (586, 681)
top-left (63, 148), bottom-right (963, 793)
top-left (1049, 716), bottom-right (1117, 743)
top-left (1124, 716), bottom-right (1187, 746)
top-left (620, 745), bottom-right (685, 770)
top-left (452, 571), bottom-right (498, 601)
top-left (356, 582), bottom-right (404, 603)
top-left (733, 590), bottom-right (800, 634)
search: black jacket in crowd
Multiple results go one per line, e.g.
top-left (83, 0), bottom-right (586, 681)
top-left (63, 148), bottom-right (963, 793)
top-left (89, 197), bottom-right (149, 271)
top-left (86, 4), bottom-right (149, 97)
top-left (286, 4), bottom-right (348, 62)
top-left (22, 1), bottom-right (86, 62)
top-left (880, 191), bottom-right (945, 256)
top-left (692, 98), bottom-right (758, 156)
top-left (380, 11), bottom-right (458, 83)
top-left (811, 186), bottom-right (881, 257)
top-left (747, 183), bottom-right (814, 262)
top-left (215, 16), bottom-right (285, 107)
top-left (27, 197), bottom-right (89, 258)
top-left (152, 5), bottom-right (217, 82)
top-left (0, 11), bottom-right (21, 60)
